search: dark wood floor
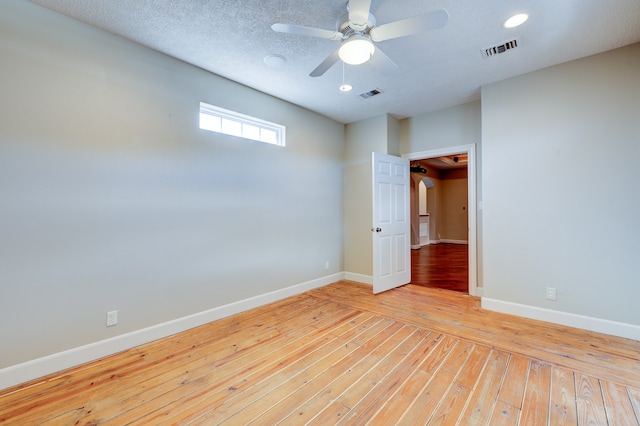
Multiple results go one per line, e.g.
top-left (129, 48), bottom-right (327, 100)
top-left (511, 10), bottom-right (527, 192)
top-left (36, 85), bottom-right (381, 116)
top-left (411, 243), bottom-right (468, 293)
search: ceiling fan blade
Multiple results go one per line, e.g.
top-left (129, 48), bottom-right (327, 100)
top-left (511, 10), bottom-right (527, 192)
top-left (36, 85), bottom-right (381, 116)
top-left (271, 23), bottom-right (342, 41)
top-left (348, 0), bottom-right (372, 28)
top-left (369, 47), bottom-right (398, 75)
top-left (309, 49), bottom-right (341, 77)
top-left (370, 9), bottom-right (449, 42)
top-left (369, 0), bottom-right (384, 13)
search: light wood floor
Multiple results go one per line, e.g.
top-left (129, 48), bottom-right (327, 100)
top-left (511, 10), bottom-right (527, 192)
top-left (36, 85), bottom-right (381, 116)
top-left (1, 281), bottom-right (639, 425)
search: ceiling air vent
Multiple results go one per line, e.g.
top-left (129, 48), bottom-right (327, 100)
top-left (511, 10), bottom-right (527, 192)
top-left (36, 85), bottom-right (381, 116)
top-left (482, 38), bottom-right (519, 58)
top-left (360, 88), bottom-right (383, 99)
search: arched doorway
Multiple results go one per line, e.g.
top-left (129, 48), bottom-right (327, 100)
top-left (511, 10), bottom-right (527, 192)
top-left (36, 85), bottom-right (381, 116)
top-left (418, 177), bottom-right (434, 246)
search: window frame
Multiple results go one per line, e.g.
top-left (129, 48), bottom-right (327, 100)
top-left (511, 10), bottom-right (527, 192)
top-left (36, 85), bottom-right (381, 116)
top-left (199, 102), bottom-right (286, 147)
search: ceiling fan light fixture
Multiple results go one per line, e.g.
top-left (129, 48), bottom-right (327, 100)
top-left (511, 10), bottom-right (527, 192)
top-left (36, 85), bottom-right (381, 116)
top-left (338, 35), bottom-right (375, 65)
top-left (503, 13), bottom-right (528, 28)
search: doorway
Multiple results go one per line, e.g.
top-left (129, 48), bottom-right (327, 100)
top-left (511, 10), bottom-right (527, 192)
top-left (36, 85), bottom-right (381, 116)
top-left (403, 144), bottom-right (477, 296)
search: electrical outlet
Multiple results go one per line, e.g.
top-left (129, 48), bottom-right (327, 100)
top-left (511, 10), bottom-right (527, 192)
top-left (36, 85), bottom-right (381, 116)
top-left (106, 310), bottom-right (118, 326)
top-left (545, 287), bottom-right (557, 301)
top-left (325, 261), bottom-right (329, 270)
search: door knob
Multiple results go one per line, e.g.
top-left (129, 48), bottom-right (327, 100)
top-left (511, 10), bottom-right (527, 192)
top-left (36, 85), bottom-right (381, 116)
top-left (372, 227), bottom-right (382, 233)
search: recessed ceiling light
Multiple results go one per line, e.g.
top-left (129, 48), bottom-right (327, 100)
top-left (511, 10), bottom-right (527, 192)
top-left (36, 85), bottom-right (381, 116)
top-left (503, 13), bottom-right (528, 28)
top-left (264, 54), bottom-right (287, 68)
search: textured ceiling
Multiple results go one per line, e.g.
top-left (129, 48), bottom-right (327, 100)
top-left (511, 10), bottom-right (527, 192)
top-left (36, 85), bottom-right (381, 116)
top-left (27, 0), bottom-right (640, 123)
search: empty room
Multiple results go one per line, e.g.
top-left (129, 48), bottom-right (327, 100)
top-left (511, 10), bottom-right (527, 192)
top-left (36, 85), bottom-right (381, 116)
top-left (1, 0), bottom-right (639, 424)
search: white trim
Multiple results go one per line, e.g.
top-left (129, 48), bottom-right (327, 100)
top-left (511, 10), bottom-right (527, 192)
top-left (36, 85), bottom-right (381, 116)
top-left (0, 273), bottom-right (343, 391)
top-left (439, 239), bottom-right (468, 245)
top-left (344, 272), bottom-right (373, 285)
top-left (403, 144), bottom-right (478, 296)
top-left (482, 298), bottom-right (640, 341)
top-left (415, 240), bottom-right (467, 247)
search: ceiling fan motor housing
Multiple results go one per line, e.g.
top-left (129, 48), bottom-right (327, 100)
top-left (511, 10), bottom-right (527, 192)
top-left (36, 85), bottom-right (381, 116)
top-left (337, 13), bottom-right (376, 37)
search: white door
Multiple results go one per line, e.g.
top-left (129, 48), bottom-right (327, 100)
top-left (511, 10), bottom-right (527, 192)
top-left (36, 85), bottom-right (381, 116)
top-left (372, 152), bottom-right (411, 294)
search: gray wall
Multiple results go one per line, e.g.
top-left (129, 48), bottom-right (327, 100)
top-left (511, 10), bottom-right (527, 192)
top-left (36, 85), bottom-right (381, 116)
top-left (2, 0), bottom-right (638, 375)
top-left (400, 101), bottom-right (482, 283)
top-left (0, 0), bottom-right (344, 368)
top-left (399, 101), bottom-right (482, 154)
top-left (343, 115), bottom-right (398, 278)
top-left (481, 43), bottom-right (640, 325)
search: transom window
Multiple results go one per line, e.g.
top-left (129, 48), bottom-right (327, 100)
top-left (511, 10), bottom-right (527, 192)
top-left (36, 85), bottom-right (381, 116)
top-left (199, 102), bottom-right (285, 147)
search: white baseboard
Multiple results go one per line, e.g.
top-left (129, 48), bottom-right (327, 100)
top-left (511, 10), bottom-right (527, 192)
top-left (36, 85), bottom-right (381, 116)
top-left (344, 272), bottom-right (373, 285)
top-left (0, 272), bottom-right (344, 392)
top-left (413, 240), bottom-right (469, 248)
top-left (481, 297), bottom-right (640, 341)
top-left (438, 239), bottom-right (468, 245)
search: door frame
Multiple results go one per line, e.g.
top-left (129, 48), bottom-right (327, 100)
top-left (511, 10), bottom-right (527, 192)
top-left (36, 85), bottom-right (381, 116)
top-left (403, 144), bottom-right (478, 296)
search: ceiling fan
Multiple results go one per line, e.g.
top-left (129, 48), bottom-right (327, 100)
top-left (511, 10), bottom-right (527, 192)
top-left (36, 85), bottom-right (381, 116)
top-left (271, 0), bottom-right (448, 77)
